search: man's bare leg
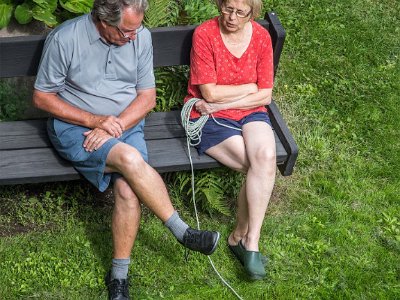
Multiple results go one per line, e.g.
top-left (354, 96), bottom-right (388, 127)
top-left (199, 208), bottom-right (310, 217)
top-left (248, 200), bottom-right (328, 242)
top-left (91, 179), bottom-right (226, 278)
top-left (111, 177), bottom-right (141, 280)
top-left (105, 143), bottom-right (220, 255)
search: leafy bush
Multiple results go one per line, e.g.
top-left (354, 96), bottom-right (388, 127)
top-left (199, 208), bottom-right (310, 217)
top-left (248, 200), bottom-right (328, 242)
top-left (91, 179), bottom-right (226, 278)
top-left (168, 168), bottom-right (244, 216)
top-left (0, 79), bottom-right (29, 121)
top-left (145, 0), bottom-right (180, 27)
top-left (154, 66), bottom-right (188, 112)
top-left (180, 0), bottom-right (219, 25)
top-left (0, 0), bottom-right (93, 28)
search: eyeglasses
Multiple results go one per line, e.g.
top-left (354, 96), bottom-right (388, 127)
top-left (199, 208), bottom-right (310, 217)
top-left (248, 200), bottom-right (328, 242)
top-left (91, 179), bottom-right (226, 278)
top-left (221, 7), bottom-right (252, 18)
top-left (115, 24), bottom-right (144, 39)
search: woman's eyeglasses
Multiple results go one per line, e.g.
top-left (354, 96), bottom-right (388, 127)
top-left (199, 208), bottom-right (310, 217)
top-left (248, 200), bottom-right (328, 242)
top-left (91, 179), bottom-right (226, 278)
top-left (221, 7), bottom-right (252, 18)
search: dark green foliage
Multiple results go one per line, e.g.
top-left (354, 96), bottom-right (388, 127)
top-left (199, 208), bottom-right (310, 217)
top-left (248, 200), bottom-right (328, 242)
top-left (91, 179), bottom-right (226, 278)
top-left (154, 66), bottom-right (188, 112)
top-left (168, 169), bottom-right (243, 216)
top-left (180, 0), bottom-right (219, 25)
top-left (0, 79), bottom-right (29, 121)
top-left (0, 0), bottom-right (93, 28)
top-left (145, 0), bottom-right (180, 27)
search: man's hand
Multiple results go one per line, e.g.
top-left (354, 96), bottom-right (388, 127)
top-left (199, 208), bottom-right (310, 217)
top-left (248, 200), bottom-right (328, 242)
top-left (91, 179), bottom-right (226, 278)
top-left (92, 115), bottom-right (125, 138)
top-left (83, 128), bottom-right (113, 152)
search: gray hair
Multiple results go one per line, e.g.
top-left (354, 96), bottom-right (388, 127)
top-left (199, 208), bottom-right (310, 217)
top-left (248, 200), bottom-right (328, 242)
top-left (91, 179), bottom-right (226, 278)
top-left (92, 0), bottom-right (149, 26)
top-left (214, 0), bottom-right (263, 19)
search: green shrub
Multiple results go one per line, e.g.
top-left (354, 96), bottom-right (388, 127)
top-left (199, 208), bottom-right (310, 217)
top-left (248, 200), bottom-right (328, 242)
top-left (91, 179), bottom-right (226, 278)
top-left (0, 0), bottom-right (93, 29)
top-left (0, 79), bottom-right (29, 121)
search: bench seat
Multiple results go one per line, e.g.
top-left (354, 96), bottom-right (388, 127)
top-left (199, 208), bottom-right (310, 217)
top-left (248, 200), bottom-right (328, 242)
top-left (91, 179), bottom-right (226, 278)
top-left (0, 110), bottom-right (290, 185)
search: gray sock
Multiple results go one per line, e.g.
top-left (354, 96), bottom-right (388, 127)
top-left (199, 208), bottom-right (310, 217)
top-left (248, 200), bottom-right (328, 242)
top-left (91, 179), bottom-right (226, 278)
top-left (164, 211), bottom-right (190, 242)
top-left (111, 258), bottom-right (130, 280)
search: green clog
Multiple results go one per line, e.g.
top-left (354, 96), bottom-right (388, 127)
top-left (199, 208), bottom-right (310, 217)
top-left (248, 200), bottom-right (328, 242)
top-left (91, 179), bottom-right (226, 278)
top-left (242, 250), bottom-right (266, 280)
top-left (228, 240), bottom-right (267, 280)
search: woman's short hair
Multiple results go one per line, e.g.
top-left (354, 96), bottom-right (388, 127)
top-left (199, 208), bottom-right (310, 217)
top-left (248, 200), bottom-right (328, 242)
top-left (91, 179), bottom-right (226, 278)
top-left (92, 0), bottom-right (149, 26)
top-left (214, 0), bottom-right (263, 19)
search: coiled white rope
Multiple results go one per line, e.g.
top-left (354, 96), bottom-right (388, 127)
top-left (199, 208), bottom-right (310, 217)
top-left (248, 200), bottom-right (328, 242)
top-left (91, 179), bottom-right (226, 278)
top-left (181, 97), bottom-right (209, 146)
top-left (181, 98), bottom-right (244, 300)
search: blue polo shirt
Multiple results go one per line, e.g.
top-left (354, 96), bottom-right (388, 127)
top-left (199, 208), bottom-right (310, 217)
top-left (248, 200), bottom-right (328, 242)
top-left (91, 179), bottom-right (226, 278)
top-left (35, 13), bottom-right (155, 116)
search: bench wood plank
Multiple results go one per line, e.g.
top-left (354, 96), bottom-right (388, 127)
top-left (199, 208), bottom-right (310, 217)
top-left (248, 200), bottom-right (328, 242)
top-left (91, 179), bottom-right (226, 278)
top-left (0, 138), bottom-right (288, 185)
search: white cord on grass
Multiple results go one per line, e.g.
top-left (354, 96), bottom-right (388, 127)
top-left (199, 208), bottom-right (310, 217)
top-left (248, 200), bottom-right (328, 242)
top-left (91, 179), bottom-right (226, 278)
top-left (181, 98), bottom-right (244, 300)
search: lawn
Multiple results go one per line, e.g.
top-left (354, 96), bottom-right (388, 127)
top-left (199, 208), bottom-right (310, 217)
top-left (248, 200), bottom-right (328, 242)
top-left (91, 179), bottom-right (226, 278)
top-left (0, 0), bottom-right (399, 299)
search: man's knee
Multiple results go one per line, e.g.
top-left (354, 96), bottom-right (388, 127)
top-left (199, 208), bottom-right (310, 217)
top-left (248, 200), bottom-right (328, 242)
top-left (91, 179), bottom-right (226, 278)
top-left (109, 144), bottom-right (147, 174)
top-left (114, 179), bottom-right (141, 210)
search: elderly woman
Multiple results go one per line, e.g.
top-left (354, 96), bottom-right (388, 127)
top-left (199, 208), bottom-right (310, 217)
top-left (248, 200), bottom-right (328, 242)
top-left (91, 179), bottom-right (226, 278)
top-left (184, 0), bottom-right (275, 280)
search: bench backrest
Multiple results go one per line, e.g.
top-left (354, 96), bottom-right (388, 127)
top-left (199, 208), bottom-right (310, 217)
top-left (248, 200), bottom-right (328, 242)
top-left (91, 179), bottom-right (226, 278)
top-left (0, 12), bottom-right (285, 78)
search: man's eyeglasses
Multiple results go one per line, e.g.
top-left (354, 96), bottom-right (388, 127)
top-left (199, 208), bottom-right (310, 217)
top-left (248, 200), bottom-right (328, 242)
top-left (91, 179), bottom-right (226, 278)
top-left (221, 7), bottom-right (252, 18)
top-left (115, 24), bottom-right (144, 39)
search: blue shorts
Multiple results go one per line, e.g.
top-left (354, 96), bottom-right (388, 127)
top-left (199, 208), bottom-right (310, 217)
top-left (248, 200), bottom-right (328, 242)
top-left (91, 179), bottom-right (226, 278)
top-left (47, 118), bottom-right (148, 192)
top-left (192, 112), bottom-right (272, 155)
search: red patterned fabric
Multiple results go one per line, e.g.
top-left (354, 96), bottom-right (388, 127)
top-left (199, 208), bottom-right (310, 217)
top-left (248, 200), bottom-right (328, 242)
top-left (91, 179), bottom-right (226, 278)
top-left (184, 17), bottom-right (274, 120)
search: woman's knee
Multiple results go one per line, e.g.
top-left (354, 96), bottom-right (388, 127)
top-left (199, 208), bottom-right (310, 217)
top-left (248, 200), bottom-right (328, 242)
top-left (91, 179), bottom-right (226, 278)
top-left (251, 146), bottom-right (276, 170)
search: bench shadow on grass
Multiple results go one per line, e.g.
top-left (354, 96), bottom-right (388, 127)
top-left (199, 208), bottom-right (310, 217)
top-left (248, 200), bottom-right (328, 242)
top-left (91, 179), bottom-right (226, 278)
top-left (75, 183), bottom-right (114, 273)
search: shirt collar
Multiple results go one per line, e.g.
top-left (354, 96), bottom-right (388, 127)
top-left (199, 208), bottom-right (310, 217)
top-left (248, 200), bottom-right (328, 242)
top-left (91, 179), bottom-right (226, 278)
top-left (86, 13), bottom-right (101, 44)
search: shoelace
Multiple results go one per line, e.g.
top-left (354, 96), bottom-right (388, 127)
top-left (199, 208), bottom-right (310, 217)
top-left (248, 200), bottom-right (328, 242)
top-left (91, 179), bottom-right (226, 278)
top-left (101, 277), bottom-right (130, 298)
top-left (112, 281), bottom-right (129, 296)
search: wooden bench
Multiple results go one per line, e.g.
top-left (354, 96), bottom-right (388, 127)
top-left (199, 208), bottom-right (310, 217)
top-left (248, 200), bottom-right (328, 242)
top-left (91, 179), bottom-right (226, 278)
top-left (0, 12), bottom-right (298, 186)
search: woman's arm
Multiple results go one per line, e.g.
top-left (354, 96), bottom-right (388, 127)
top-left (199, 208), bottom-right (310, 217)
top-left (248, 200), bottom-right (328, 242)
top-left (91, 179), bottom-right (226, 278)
top-left (195, 88), bottom-right (272, 115)
top-left (199, 83), bottom-right (258, 103)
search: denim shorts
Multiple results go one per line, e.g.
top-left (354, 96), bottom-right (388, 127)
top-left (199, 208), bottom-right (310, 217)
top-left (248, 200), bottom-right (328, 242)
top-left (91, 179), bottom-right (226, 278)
top-left (47, 118), bottom-right (148, 192)
top-left (192, 112), bottom-right (272, 155)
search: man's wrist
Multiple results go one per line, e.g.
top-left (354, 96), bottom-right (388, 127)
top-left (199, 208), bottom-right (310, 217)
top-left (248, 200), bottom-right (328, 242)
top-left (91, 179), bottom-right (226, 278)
top-left (87, 114), bottom-right (100, 129)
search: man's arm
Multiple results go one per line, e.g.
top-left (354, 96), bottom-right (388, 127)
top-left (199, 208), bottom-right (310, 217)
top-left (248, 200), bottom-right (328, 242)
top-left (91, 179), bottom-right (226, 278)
top-left (80, 88), bottom-right (156, 152)
top-left (33, 89), bottom-right (124, 137)
top-left (118, 88), bottom-right (156, 130)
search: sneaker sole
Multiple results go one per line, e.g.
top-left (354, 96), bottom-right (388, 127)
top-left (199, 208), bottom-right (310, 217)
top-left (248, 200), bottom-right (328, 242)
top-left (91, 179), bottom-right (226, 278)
top-left (204, 231), bottom-right (220, 255)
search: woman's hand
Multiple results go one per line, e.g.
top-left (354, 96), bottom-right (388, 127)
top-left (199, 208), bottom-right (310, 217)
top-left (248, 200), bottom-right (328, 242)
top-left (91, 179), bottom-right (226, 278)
top-left (83, 128), bottom-right (113, 152)
top-left (195, 100), bottom-right (225, 115)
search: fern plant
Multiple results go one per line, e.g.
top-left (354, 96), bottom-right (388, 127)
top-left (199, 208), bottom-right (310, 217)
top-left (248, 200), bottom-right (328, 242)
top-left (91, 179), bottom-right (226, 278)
top-left (180, 0), bottom-right (219, 25)
top-left (194, 171), bottom-right (231, 216)
top-left (0, 79), bottom-right (29, 121)
top-left (145, 0), bottom-right (179, 27)
top-left (169, 168), bottom-right (245, 217)
top-left (154, 66), bottom-right (188, 112)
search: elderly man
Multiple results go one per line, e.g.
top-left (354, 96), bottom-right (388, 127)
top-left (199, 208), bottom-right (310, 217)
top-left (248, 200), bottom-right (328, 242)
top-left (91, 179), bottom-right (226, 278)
top-left (33, 0), bottom-right (219, 299)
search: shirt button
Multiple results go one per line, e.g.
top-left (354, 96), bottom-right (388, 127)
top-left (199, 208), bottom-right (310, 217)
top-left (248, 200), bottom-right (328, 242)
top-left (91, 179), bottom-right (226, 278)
top-left (108, 61), bottom-right (111, 64)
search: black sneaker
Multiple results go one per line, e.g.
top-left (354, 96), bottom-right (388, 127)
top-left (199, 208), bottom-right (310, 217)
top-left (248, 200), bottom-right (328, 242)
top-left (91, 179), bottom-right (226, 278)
top-left (104, 271), bottom-right (130, 300)
top-left (181, 228), bottom-right (220, 255)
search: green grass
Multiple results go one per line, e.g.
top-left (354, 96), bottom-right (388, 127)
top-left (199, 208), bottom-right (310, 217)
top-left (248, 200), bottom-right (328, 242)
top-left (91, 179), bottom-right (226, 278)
top-left (1, 0), bottom-right (400, 299)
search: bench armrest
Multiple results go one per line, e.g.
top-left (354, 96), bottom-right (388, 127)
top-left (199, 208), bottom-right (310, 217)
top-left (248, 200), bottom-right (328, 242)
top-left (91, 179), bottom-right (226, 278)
top-left (268, 100), bottom-right (298, 176)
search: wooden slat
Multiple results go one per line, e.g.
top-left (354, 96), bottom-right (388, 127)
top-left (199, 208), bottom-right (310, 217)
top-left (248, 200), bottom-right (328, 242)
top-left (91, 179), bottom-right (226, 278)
top-left (0, 148), bottom-right (81, 185)
top-left (0, 110), bottom-right (287, 153)
top-left (0, 111), bottom-right (186, 150)
top-left (0, 119), bottom-right (50, 149)
top-left (0, 21), bottom-right (270, 77)
top-left (0, 135), bottom-right (287, 185)
top-left (0, 35), bottom-right (45, 77)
